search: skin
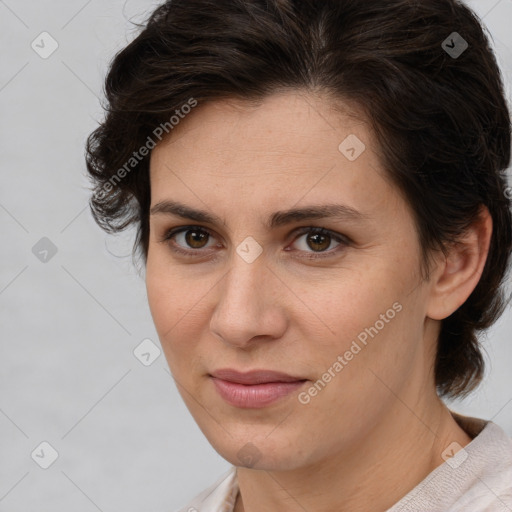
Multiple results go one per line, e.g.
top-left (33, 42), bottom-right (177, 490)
top-left (146, 90), bottom-right (492, 512)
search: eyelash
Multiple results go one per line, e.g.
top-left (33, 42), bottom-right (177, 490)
top-left (158, 225), bottom-right (350, 260)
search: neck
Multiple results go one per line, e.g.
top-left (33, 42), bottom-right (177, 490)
top-left (234, 392), bottom-right (471, 512)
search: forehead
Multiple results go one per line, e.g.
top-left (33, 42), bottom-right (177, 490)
top-left (150, 91), bottom-right (376, 180)
top-left (148, 90), bottom-right (402, 224)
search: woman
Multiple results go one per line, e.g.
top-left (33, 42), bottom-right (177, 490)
top-left (85, 0), bottom-right (512, 510)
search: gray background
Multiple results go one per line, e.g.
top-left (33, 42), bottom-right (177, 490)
top-left (1, 1), bottom-right (511, 511)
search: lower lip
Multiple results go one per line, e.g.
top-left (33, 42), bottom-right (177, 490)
top-left (211, 377), bottom-right (307, 408)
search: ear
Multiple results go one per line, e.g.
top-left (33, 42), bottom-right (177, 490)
top-left (426, 206), bottom-right (493, 321)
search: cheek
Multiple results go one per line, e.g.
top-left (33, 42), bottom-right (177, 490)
top-left (296, 302), bottom-right (419, 442)
top-left (146, 256), bottom-right (171, 332)
top-left (298, 253), bottom-right (422, 398)
top-left (146, 257), bottom-right (186, 351)
top-left (145, 255), bottom-right (212, 375)
top-left (146, 248), bottom-right (192, 330)
top-left (301, 265), bottom-right (408, 353)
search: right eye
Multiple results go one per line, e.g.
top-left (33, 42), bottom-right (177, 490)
top-left (160, 226), bottom-right (221, 256)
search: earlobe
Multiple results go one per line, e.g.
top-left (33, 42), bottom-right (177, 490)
top-left (426, 206), bottom-right (493, 321)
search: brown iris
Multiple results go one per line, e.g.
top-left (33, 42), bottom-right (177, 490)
top-left (185, 229), bottom-right (209, 249)
top-left (306, 232), bottom-right (331, 252)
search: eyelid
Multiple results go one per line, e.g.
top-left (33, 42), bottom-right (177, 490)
top-left (159, 225), bottom-right (217, 243)
top-left (291, 226), bottom-right (350, 245)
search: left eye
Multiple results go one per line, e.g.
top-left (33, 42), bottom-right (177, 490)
top-left (289, 227), bottom-right (345, 255)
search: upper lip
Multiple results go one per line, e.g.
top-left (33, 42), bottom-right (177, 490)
top-left (210, 369), bottom-right (306, 385)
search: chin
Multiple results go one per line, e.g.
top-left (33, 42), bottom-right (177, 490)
top-left (201, 425), bottom-right (310, 471)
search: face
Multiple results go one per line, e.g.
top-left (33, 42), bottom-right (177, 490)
top-left (146, 91), bottom-right (435, 471)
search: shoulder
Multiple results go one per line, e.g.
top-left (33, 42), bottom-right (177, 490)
top-left (175, 466), bottom-right (238, 512)
top-left (449, 420), bottom-right (512, 511)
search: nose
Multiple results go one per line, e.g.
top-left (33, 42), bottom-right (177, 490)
top-left (209, 251), bottom-right (288, 349)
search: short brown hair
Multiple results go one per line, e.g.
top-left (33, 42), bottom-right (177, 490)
top-left (85, 0), bottom-right (512, 398)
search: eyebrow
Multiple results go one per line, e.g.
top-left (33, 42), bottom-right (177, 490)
top-left (150, 200), bottom-right (367, 229)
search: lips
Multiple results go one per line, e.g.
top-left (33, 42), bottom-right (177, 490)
top-left (210, 368), bottom-right (306, 384)
top-left (209, 368), bottom-right (308, 408)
